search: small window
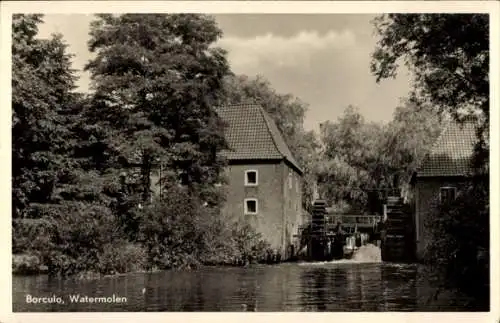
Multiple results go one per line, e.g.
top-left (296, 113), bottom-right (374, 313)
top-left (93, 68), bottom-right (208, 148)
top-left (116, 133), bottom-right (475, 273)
top-left (245, 170), bottom-right (258, 186)
top-left (288, 172), bottom-right (293, 189)
top-left (244, 198), bottom-right (258, 214)
top-left (296, 176), bottom-right (299, 193)
top-left (440, 187), bottom-right (457, 205)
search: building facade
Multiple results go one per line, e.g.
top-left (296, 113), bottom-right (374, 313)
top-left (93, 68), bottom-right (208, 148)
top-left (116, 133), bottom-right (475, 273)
top-left (215, 104), bottom-right (304, 258)
top-left (411, 118), bottom-right (478, 260)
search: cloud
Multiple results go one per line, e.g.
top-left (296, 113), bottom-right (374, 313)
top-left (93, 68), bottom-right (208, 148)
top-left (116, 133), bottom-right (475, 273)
top-left (35, 15), bottom-right (412, 131)
top-left (37, 14), bottom-right (94, 92)
top-left (216, 29), bottom-right (411, 131)
top-left (217, 30), bottom-right (357, 71)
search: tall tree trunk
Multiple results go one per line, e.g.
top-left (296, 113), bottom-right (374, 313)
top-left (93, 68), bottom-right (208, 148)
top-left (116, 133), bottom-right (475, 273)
top-left (141, 152), bottom-right (152, 203)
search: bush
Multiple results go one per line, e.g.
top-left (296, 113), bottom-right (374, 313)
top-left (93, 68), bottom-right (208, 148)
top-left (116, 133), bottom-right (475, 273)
top-left (12, 218), bottom-right (54, 254)
top-left (13, 185), bottom-right (274, 277)
top-left (230, 222), bottom-right (271, 264)
top-left (424, 180), bottom-right (489, 309)
top-left (13, 201), bottom-right (147, 277)
top-left (96, 243), bottom-right (148, 274)
top-left (192, 206), bottom-right (238, 265)
top-left (12, 254), bottom-right (45, 275)
top-left (139, 186), bottom-right (272, 269)
top-left (139, 187), bottom-right (204, 270)
top-left (34, 202), bottom-right (121, 277)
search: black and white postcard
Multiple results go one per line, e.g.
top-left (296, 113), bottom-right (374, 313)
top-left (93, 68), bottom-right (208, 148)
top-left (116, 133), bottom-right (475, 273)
top-left (1, 1), bottom-right (498, 322)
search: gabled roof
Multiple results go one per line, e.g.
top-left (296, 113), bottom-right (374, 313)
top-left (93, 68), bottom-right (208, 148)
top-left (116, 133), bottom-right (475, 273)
top-left (215, 103), bottom-right (303, 175)
top-left (416, 117), bottom-right (478, 178)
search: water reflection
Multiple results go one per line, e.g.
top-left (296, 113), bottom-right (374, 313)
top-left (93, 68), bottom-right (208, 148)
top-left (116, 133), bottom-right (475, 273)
top-left (298, 264), bottom-right (384, 311)
top-left (299, 267), bottom-right (329, 311)
top-left (380, 264), bottom-right (418, 311)
top-left (13, 262), bottom-right (468, 312)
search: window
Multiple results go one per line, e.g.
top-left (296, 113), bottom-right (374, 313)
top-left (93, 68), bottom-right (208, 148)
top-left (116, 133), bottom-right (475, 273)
top-left (288, 172), bottom-right (293, 189)
top-left (440, 187), bottom-right (457, 205)
top-left (296, 176), bottom-right (299, 193)
top-left (244, 198), bottom-right (258, 214)
top-left (245, 170), bottom-right (258, 186)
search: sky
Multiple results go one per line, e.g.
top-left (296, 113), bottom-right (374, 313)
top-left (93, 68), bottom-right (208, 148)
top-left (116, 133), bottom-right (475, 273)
top-left (37, 14), bottom-right (413, 132)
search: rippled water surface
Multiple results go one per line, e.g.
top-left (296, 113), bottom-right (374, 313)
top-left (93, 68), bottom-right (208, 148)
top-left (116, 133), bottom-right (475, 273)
top-left (12, 245), bottom-right (470, 312)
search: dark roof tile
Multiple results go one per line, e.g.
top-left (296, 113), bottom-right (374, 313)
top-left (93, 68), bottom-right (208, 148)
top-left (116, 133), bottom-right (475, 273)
top-left (215, 104), bottom-right (303, 174)
top-left (417, 118), bottom-right (478, 177)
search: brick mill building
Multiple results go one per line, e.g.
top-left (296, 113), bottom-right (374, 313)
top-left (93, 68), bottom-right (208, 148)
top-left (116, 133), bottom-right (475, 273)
top-left (215, 104), bottom-right (304, 258)
top-left (411, 117), bottom-right (480, 260)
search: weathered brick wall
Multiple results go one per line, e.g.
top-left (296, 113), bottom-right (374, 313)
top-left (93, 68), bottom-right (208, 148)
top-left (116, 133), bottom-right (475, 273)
top-left (415, 177), bottom-right (467, 260)
top-left (148, 162), bottom-right (303, 258)
top-left (222, 162), bottom-right (286, 253)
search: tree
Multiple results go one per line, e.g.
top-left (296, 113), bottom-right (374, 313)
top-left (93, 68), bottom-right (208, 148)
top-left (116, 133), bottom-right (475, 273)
top-left (318, 106), bottom-right (388, 211)
top-left (12, 14), bottom-right (78, 218)
top-left (11, 14), bottom-right (139, 276)
top-left (316, 102), bottom-right (441, 212)
top-left (383, 99), bottom-right (442, 194)
top-left (371, 14), bottom-right (489, 169)
top-left (11, 14), bottom-right (283, 276)
top-left (85, 14), bottom-right (232, 203)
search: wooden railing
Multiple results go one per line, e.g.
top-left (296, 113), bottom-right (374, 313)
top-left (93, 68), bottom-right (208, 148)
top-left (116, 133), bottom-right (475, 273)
top-left (297, 214), bottom-right (381, 236)
top-left (335, 215), bottom-right (381, 225)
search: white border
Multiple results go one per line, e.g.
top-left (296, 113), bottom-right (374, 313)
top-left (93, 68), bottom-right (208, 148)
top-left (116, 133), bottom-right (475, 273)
top-left (0, 1), bottom-right (496, 14)
top-left (1, 2), bottom-right (498, 323)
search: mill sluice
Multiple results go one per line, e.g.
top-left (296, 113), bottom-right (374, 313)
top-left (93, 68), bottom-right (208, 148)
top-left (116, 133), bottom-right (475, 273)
top-left (298, 194), bottom-right (414, 263)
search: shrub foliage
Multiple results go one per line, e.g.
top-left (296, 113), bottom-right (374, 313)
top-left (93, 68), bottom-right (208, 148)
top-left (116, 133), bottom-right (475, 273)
top-left (424, 178), bottom-right (489, 308)
top-left (12, 14), bottom-right (272, 278)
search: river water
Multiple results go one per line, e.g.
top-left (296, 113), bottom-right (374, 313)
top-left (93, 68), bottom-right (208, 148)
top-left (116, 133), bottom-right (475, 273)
top-left (12, 245), bottom-right (471, 312)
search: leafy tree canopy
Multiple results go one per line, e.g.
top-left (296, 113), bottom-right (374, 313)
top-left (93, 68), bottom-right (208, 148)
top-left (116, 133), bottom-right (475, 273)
top-left (85, 14), bottom-right (232, 201)
top-left (317, 102), bottom-right (442, 211)
top-left (371, 14), bottom-right (488, 119)
top-left (371, 14), bottom-right (489, 170)
top-left (12, 14), bottom-right (79, 217)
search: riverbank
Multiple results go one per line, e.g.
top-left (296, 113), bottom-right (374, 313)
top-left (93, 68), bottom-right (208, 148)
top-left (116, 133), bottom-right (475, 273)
top-left (12, 244), bottom-right (375, 278)
top-left (12, 250), bottom-right (290, 281)
top-left (12, 254), bottom-right (48, 276)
